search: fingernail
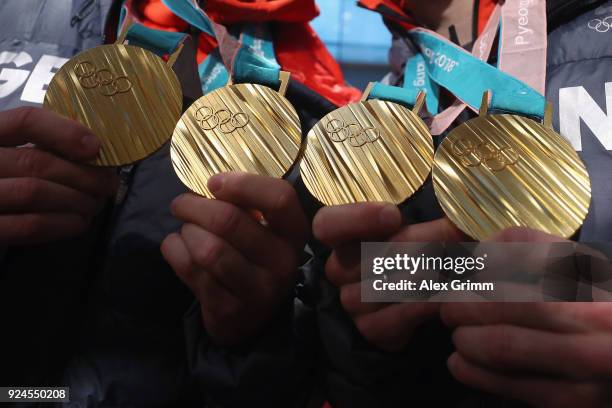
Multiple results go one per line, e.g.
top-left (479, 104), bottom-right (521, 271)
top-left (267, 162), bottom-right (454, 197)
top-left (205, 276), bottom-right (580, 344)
top-left (447, 352), bottom-right (460, 371)
top-left (81, 133), bottom-right (100, 152)
top-left (170, 198), bottom-right (179, 216)
top-left (208, 174), bottom-right (225, 193)
top-left (451, 329), bottom-right (459, 346)
top-left (379, 205), bottom-right (401, 229)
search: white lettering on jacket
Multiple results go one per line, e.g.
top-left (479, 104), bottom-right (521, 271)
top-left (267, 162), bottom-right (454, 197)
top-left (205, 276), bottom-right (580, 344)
top-left (559, 82), bottom-right (612, 151)
top-left (0, 51), bottom-right (68, 104)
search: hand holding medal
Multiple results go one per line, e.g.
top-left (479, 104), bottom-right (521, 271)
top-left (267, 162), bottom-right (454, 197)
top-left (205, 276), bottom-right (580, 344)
top-left (163, 1), bottom-right (303, 198)
top-left (44, 22), bottom-right (184, 166)
top-left (157, 0), bottom-right (310, 346)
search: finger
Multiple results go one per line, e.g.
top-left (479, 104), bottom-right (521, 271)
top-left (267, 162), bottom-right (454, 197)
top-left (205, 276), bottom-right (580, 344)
top-left (390, 217), bottom-right (467, 242)
top-left (171, 194), bottom-right (296, 271)
top-left (0, 178), bottom-right (102, 217)
top-left (161, 233), bottom-right (193, 283)
top-left (0, 147), bottom-right (118, 196)
top-left (452, 325), bottom-right (612, 380)
top-left (197, 271), bottom-right (252, 346)
top-left (207, 172), bottom-right (309, 247)
top-left (0, 107), bottom-right (100, 161)
top-left (339, 282), bottom-right (389, 316)
top-left (322, 217), bottom-right (465, 286)
top-left (0, 213), bottom-right (88, 246)
top-left (181, 223), bottom-right (265, 299)
top-left (440, 303), bottom-right (598, 333)
top-left (313, 203), bottom-right (402, 247)
top-left (354, 302), bottom-right (440, 351)
top-left (175, 233), bottom-right (263, 346)
top-left (448, 353), bottom-right (606, 408)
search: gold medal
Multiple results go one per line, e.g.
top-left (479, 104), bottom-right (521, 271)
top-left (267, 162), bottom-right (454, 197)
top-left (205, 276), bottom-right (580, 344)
top-left (300, 85), bottom-right (434, 206)
top-left (433, 91), bottom-right (592, 241)
top-left (44, 24), bottom-right (183, 166)
top-left (170, 72), bottom-right (302, 198)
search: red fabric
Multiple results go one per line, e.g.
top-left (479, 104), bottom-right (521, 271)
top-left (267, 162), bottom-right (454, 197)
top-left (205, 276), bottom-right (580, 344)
top-left (274, 23), bottom-right (361, 106)
top-left (477, 0), bottom-right (499, 34)
top-left (206, 0), bottom-right (319, 24)
top-left (129, 0), bottom-right (360, 106)
top-left (137, 0), bottom-right (187, 30)
top-left (357, 0), bottom-right (418, 30)
top-left (358, 0), bottom-right (500, 35)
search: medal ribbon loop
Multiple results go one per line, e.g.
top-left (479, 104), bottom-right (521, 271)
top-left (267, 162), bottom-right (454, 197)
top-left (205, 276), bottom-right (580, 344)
top-left (119, 0), bottom-right (283, 93)
top-left (363, 0), bottom-right (548, 134)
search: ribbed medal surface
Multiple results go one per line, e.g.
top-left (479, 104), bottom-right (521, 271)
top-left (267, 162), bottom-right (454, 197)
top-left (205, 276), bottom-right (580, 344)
top-left (433, 114), bottom-right (592, 241)
top-left (44, 44), bottom-right (182, 166)
top-left (171, 83), bottom-right (302, 198)
top-left (300, 100), bottom-right (434, 206)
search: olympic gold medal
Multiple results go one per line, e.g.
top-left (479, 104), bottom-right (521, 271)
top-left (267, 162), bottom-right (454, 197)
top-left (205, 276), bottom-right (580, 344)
top-left (300, 97), bottom-right (434, 206)
top-left (433, 102), bottom-right (591, 241)
top-left (170, 79), bottom-right (302, 198)
top-left (44, 43), bottom-right (182, 166)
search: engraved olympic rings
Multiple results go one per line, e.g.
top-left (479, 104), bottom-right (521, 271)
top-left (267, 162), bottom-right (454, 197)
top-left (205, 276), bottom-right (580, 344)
top-left (451, 137), bottom-right (519, 172)
top-left (74, 61), bottom-right (132, 96)
top-left (325, 119), bottom-right (381, 147)
top-left (195, 106), bottom-right (250, 134)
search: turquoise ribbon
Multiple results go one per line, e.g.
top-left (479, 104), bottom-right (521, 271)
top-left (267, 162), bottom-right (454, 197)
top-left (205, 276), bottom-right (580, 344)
top-left (161, 0), bottom-right (215, 37)
top-left (369, 83), bottom-right (420, 109)
top-left (410, 30), bottom-right (546, 118)
top-left (119, 1), bottom-right (224, 93)
top-left (124, 23), bottom-right (186, 57)
top-left (162, 0), bottom-right (281, 90)
top-left (234, 23), bottom-right (281, 89)
top-left (369, 53), bottom-right (440, 112)
top-left (403, 53), bottom-right (440, 114)
top-left (117, 0), bottom-right (281, 93)
top-left (198, 48), bottom-right (229, 94)
top-left (370, 25), bottom-right (546, 119)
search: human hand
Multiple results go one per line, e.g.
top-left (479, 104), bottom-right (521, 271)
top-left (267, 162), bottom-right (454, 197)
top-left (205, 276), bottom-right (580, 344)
top-left (313, 206), bottom-right (465, 351)
top-left (162, 172), bottom-right (309, 345)
top-left (0, 107), bottom-right (118, 246)
top-left (442, 228), bottom-right (612, 408)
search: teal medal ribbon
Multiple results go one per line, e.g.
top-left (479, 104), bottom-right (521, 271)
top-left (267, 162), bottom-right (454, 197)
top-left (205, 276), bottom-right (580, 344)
top-left (409, 28), bottom-right (546, 119)
top-left (369, 53), bottom-right (440, 113)
top-left (123, 23), bottom-right (187, 57)
top-left (118, 0), bottom-right (282, 95)
top-left (232, 23), bottom-right (281, 89)
top-left (368, 20), bottom-right (546, 120)
top-left (161, 0), bottom-right (281, 90)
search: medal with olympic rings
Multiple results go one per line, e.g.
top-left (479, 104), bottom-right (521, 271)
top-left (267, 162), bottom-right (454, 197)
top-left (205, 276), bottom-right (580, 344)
top-left (170, 73), bottom-right (302, 198)
top-left (300, 84), bottom-right (434, 206)
top-left (432, 91), bottom-right (592, 241)
top-left (44, 22), bottom-right (183, 166)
